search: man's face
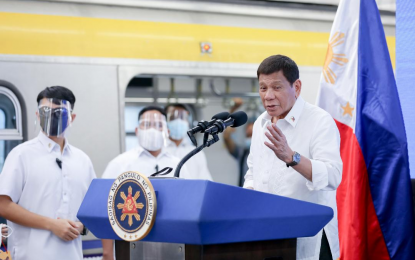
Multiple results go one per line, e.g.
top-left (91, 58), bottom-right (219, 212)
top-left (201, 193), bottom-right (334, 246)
top-left (258, 71), bottom-right (301, 119)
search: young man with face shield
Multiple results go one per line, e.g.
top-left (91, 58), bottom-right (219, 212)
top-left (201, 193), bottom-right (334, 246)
top-left (0, 86), bottom-right (96, 260)
top-left (165, 104), bottom-right (212, 181)
top-left (101, 106), bottom-right (189, 260)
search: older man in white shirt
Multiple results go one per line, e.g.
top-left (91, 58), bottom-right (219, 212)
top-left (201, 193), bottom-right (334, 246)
top-left (101, 106), bottom-right (189, 260)
top-left (0, 86), bottom-right (96, 260)
top-left (164, 103), bottom-right (212, 181)
top-left (244, 55), bottom-right (342, 260)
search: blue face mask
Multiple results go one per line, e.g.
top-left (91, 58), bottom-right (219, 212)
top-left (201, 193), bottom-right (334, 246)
top-left (167, 119), bottom-right (189, 140)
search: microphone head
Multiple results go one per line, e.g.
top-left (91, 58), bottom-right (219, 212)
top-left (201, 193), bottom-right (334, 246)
top-left (230, 111), bottom-right (248, 128)
top-left (212, 111), bottom-right (230, 120)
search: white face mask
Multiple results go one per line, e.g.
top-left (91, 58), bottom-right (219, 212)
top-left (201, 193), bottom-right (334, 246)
top-left (138, 128), bottom-right (164, 151)
top-left (0, 223), bottom-right (13, 238)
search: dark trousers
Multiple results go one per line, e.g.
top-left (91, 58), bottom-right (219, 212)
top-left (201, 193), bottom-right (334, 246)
top-left (319, 230), bottom-right (333, 260)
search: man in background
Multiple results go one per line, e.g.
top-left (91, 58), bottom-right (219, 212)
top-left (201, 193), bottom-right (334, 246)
top-left (101, 105), bottom-right (189, 260)
top-left (0, 86), bottom-right (95, 260)
top-left (165, 103), bottom-right (212, 180)
top-left (223, 98), bottom-right (255, 187)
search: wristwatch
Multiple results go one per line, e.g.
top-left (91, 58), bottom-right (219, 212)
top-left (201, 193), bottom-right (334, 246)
top-left (286, 151), bottom-right (301, 167)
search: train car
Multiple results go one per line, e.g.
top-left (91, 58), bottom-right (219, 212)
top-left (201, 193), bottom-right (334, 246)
top-left (0, 0), bottom-right (395, 257)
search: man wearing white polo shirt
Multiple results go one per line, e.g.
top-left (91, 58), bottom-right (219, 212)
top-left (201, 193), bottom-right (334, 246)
top-left (165, 103), bottom-right (212, 181)
top-left (101, 106), bottom-right (189, 260)
top-left (244, 55), bottom-right (342, 260)
top-left (0, 86), bottom-right (96, 260)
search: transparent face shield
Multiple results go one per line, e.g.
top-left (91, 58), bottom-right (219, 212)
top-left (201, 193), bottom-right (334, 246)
top-left (166, 108), bottom-right (190, 141)
top-left (37, 98), bottom-right (72, 137)
top-left (137, 112), bottom-right (169, 151)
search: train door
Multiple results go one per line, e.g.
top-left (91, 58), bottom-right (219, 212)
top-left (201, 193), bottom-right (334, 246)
top-left (0, 80), bottom-right (26, 233)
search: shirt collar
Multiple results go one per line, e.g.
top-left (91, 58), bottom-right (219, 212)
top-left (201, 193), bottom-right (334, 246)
top-left (37, 131), bottom-right (71, 153)
top-left (167, 139), bottom-right (187, 148)
top-left (136, 145), bottom-right (170, 159)
top-left (261, 96), bottom-right (305, 128)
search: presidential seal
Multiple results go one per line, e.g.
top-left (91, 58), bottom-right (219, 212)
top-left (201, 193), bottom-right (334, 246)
top-left (108, 171), bottom-right (157, 241)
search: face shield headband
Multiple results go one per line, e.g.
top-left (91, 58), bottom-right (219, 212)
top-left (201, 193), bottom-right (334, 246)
top-left (38, 98), bottom-right (72, 137)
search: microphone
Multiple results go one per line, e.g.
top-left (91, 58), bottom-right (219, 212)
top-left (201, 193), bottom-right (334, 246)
top-left (205, 111), bottom-right (248, 134)
top-left (56, 158), bottom-right (62, 169)
top-left (187, 111), bottom-right (230, 135)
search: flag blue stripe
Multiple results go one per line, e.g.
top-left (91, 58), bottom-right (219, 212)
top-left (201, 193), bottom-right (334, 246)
top-left (356, 0), bottom-right (415, 259)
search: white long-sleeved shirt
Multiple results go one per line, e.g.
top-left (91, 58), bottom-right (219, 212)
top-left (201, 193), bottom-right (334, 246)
top-left (244, 96), bottom-right (342, 260)
top-left (0, 132), bottom-right (96, 260)
top-left (165, 139), bottom-right (212, 181)
top-left (102, 146), bottom-right (189, 179)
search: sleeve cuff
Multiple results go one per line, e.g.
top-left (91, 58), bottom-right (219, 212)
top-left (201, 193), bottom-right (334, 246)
top-left (306, 159), bottom-right (329, 191)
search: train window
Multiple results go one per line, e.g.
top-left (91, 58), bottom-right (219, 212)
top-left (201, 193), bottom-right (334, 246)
top-left (0, 85), bottom-right (24, 173)
top-left (124, 105), bottom-right (144, 151)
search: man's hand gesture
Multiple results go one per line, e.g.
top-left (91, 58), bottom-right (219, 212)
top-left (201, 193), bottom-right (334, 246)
top-left (264, 123), bottom-right (293, 163)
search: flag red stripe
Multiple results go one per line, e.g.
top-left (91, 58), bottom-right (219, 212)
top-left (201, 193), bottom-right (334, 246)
top-left (335, 120), bottom-right (389, 259)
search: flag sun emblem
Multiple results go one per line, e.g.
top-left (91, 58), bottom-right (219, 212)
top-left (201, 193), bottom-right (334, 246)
top-left (108, 171), bottom-right (157, 241)
top-left (323, 32), bottom-right (349, 84)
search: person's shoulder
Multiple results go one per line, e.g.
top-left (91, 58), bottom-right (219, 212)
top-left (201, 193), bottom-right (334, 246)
top-left (68, 144), bottom-right (93, 163)
top-left (303, 102), bottom-right (333, 121)
top-left (301, 102), bottom-right (337, 132)
top-left (6, 138), bottom-right (41, 159)
top-left (102, 148), bottom-right (139, 178)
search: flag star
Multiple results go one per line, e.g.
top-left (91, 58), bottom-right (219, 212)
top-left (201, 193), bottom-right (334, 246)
top-left (341, 102), bottom-right (354, 117)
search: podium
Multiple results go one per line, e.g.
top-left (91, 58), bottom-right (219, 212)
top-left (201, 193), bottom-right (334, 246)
top-left (77, 179), bottom-right (333, 260)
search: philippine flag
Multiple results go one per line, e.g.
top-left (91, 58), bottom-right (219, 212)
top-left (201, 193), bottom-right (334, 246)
top-left (316, 0), bottom-right (415, 259)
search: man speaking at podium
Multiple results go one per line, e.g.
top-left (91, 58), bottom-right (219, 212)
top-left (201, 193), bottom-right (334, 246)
top-left (244, 55), bottom-right (342, 260)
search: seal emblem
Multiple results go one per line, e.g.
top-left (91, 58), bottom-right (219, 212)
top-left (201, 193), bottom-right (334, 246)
top-left (108, 171), bottom-right (157, 241)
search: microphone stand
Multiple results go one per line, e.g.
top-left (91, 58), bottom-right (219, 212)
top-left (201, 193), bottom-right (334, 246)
top-left (174, 132), bottom-right (220, 178)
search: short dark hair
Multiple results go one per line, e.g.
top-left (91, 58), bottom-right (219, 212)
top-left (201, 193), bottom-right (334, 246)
top-left (257, 55), bottom-right (299, 85)
top-left (37, 86), bottom-right (76, 109)
top-left (138, 105), bottom-right (166, 120)
top-left (164, 103), bottom-right (189, 114)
